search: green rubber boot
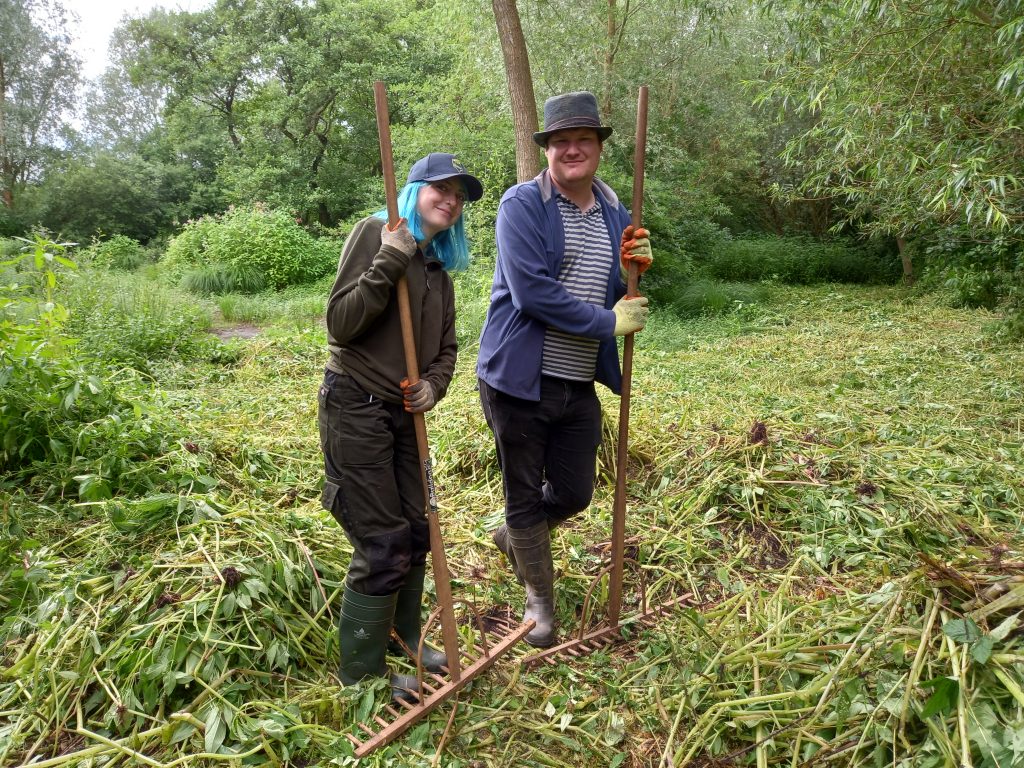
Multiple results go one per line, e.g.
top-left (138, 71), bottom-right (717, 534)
top-left (388, 565), bottom-right (449, 674)
top-left (338, 587), bottom-right (419, 702)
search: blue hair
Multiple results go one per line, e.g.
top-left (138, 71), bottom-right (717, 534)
top-left (374, 181), bottom-right (471, 272)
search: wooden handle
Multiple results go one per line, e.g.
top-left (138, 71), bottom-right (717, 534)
top-left (608, 85), bottom-right (649, 628)
top-left (372, 81), bottom-right (461, 681)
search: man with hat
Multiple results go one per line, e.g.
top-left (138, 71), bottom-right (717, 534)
top-left (477, 92), bottom-right (653, 647)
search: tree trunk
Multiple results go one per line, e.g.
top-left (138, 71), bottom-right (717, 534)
top-left (897, 236), bottom-right (914, 285)
top-left (603, 0), bottom-right (616, 118)
top-left (492, 0), bottom-right (541, 182)
top-left (0, 56), bottom-right (11, 208)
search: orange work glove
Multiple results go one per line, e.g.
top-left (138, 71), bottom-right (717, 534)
top-left (400, 377), bottom-right (436, 413)
top-left (620, 225), bottom-right (653, 275)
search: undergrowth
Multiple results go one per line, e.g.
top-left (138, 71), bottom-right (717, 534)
top-left (2, 281), bottom-right (1022, 767)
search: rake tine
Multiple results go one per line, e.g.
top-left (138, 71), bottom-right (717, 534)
top-left (353, 617), bottom-right (535, 757)
top-left (393, 694), bottom-right (418, 710)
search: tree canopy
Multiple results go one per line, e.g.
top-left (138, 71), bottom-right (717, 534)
top-left (3, 0), bottom-right (1021, 326)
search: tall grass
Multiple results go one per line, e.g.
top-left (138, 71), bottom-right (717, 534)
top-left (182, 262), bottom-right (268, 295)
top-left (704, 236), bottom-right (901, 285)
top-left (2, 283), bottom-right (1021, 767)
top-left (59, 268), bottom-right (212, 370)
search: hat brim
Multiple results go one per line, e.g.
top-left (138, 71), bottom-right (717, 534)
top-left (421, 172), bottom-right (484, 202)
top-left (533, 125), bottom-right (613, 147)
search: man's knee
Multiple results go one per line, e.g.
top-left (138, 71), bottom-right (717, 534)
top-left (544, 480), bottom-right (594, 517)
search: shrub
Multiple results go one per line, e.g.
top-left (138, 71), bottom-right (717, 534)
top-left (919, 232), bottom-right (1022, 311)
top-left (704, 236), bottom-right (900, 285)
top-left (160, 216), bottom-right (220, 282)
top-left (61, 270), bottom-right (212, 372)
top-left (162, 205), bottom-right (336, 292)
top-left (0, 238), bottom-right (170, 494)
top-left (670, 278), bottom-right (771, 317)
top-left (84, 235), bottom-right (148, 271)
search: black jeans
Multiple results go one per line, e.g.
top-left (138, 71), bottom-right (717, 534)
top-left (318, 370), bottom-right (429, 595)
top-left (479, 376), bottom-right (602, 530)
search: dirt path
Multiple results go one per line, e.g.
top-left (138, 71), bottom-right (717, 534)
top-left (208, 323), bottom-right (261, 340)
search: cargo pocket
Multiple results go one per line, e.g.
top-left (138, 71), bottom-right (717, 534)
top-left (320, 480), bottom-right (348, 529)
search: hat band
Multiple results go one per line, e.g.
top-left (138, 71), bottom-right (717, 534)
top-left (543, 117), bottom-right (602, 132)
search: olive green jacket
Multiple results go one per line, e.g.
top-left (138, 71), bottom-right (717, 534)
top-left (325, 217), bottom-right (456, 404)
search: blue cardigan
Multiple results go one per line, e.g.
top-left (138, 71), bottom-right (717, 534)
top-left (477, 169), bottom-right (630, 401)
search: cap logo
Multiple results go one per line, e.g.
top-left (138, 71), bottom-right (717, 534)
top-left (451, 158), bottom-right (466, 173)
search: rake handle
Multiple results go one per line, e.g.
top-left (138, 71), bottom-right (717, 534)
top-left (609, 85), bottom-right (648, 627)
top-left (373, 81), bottom-right (461, 681)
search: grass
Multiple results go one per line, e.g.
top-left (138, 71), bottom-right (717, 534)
top-left (2, 282), bottom-right (1023, 767)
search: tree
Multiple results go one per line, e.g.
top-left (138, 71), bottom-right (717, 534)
top-left (0, 0), bottom-right (80, 209)
top-left (493, 0), bottom-right (541, 181)
top-left (758, 0), bottom-right (1024, 248)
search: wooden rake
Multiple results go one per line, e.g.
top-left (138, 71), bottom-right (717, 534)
top-left (345, 82), bottom-right (534, 758)
top-left (523, 86), bottom-right (692, 670)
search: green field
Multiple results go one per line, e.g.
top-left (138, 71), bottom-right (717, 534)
top-left (3, 280), bottom-right (1023, 767)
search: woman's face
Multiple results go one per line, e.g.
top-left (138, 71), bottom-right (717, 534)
top-left (417, 179), bottom-right (466, 240)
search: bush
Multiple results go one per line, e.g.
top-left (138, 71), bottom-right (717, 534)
top-left (162, 205), bottom-right (336, 292)
top-left (84, 235), bottom-right (148, 271)
top-left (704, 236), bottom-right (900, 285)
top-left (160, 216), bottom-right (221, 282)
top-left (60, 270), bottom-right (212, 372)
top-left (182, 263), bottom-right (267, 295)
top-left (669, 278), bottom-right (771, 317)
top-left (1, 238), bottom-right (170, 494)
top-left (919, 232), bottom-right (1022, 311)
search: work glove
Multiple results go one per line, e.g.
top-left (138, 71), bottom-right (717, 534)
top-left (381, 217), bottom-right (417, 258)
top-left (620, 226), bottom-right (653, 275)
top-left (400, 377), bottom-right (436, 413)
top-left (612, 295), bottom-right (649, 336)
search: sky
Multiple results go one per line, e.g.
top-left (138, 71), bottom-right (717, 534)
top-left (63, 0), bottom-right (209, 80)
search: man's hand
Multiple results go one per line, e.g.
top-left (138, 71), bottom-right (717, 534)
top-left (400, 377), bottom-right (436, 413)
top-left (381, 217), bottom-right (417, 257)
top-left (620, 225), bottom-right (653, 275)
top-left (612, 295), bottom-right (649, 336)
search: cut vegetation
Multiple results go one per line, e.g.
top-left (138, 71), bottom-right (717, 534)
top-left (3, 258), bottom-right (1021, 766)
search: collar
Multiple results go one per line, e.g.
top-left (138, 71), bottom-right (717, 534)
top-left (534, 168), bottom-right (620, 208)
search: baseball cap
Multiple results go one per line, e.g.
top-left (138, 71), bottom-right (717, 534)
top-left (407, 153), bottom-right (484, 202)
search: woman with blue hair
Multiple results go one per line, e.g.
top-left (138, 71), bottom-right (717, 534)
top-left (318, 153), bottom-right (482, 699)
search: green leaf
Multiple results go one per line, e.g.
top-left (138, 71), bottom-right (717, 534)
top-left (204, 706), bottom-right (226, 753)
top-left (990, 613), bottom-right (1019, 642)
top-left (971, 636), bottom-right (994, 665)
top-left (605, 711), bottom-right (625, 746)
top-left (169, 721), bottom-right (196, 745)
top-left (920, 676), bottom-right (959, 718)
top-left (355, 687), bottom-right (375, 723)
top-left (942, 618), bottom-right (982, 645)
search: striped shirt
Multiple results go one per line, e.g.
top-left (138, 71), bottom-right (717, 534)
top-left (541, 194), bottom-right (613, 381)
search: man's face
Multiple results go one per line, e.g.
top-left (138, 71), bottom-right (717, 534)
top-left (544, 128), bottom-right (602, 189)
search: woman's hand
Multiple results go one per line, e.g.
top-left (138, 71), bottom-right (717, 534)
top-left (400, 377), bottom-right (436, 413)
top-left (381, 217), bottom-right (417, 257)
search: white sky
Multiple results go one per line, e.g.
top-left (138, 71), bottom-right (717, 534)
top-left (64, 0), bottom-right (210, 80)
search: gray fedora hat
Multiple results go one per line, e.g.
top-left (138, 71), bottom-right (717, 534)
top-left (533, 91), bottom-right (613, 147)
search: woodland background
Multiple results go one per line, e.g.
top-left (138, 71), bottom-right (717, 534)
top-left (2, 1), bottom-right (1023, 767)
